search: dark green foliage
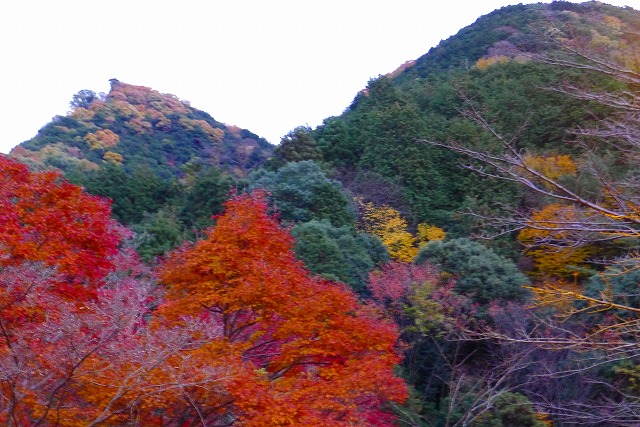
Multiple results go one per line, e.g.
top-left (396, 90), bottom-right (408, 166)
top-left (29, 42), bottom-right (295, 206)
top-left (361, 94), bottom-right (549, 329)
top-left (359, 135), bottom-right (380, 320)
top-left (316, 76), bottom-right (473, 226)
top-left (291, 220), bottom-right (388, 295)
top-left (268, 126), bottom-right (323, 169)
top-left (356, 229), bottom-right (390, 269)
top-left (85, 164), bottom-right (177, 225)
top-left (133, 208), bottom-right (184, 261)
top-left (309, 4), bottom-right (628, 236)
top-left (438, 62), bottom-right (611, 151)
top-left (475, 392), bottom-right (546, 427)
top-left (394, 3), bottom-right (546, 83)
top-left (415, 238), bottom-right (529, 303)
top-left (313, 73), bottom-right (533, 228)
top-left (70, 89), bottom-right (98, 109)
top-left (584, 260), bottom-right (640, 316)
top-left (292, 221), bottom-right (348, 283)
top-left (333, 168), bottom-right (411, 216)
top-left (431, 391), bottom-right (545, 427)
top-left (179, 167), bottom-right (238, 231)
top-left (249, 161), bottom-right (355, 227)
top-left (315, 116), bottom-right (359, 167)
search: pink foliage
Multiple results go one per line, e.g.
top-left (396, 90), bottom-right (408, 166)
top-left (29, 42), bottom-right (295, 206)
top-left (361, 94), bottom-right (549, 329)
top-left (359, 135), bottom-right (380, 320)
top-left (368, 261), bottom-right (439, 304)
top-left (368, 262), bottom-right (479, 332)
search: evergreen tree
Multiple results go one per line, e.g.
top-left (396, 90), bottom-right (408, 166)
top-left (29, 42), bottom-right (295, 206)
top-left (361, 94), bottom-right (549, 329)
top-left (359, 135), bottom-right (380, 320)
top-left (415, 238), bottom-right (529, 303)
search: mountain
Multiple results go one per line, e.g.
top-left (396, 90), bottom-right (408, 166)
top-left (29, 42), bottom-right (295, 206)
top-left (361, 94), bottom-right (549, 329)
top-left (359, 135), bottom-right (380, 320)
top-left (307, 1), bottom-right (640, 240)
top-left (304, 4), bottom-right (640, 425)
top-left (395, 1), bottom-right (639, 83)
top-left (6, 80), bottom-right (275, 258)
top-left (10, 79), bottom-right (273, 179)
top-left (8, 2), bottom-right (638, 254)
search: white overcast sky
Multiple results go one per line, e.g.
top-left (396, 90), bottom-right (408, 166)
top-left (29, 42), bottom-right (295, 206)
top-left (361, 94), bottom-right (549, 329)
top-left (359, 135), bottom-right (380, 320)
top-left (0, 0), bottom-right (636, 153)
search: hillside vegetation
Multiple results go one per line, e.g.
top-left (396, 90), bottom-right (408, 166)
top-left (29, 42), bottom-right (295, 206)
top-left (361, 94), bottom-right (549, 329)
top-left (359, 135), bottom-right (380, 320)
top-left (12, 79), bottom-right (272, 178)
top-left (4, 1), bottom-right (640, 425)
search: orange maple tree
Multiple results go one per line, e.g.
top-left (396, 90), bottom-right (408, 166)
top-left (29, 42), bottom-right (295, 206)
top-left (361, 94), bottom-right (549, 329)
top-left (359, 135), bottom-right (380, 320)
top-left (159, 191), bottom-right (408, 425)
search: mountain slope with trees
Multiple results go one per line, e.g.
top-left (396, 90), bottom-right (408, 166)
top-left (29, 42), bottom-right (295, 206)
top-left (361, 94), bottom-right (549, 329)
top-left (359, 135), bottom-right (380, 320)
top-left (312, 1), bottom-right (640, 240)
top-left (7, 80), bottom-right (274, 258)
top-left (11, 79), bottom-right (272, 179)
top-left (270, 3), bottom-right (640, 425)
top-left (4, 2), bottom-right (640, 425)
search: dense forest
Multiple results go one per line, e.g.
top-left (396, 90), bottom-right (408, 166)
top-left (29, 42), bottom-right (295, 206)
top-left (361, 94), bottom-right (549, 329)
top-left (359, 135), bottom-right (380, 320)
top-left (3, 1), bottom-right (640, 425)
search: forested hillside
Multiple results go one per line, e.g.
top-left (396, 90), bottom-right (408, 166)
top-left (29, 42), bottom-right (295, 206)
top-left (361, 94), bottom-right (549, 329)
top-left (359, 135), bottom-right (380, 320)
top-left (3, 1), bottom-right (640, 425)
top-left (8, 80), bottom-right (275, 259)
top-left (12, 79), bottom-right (272, 178)
top-left (313, 1), bottom-right (639, 236)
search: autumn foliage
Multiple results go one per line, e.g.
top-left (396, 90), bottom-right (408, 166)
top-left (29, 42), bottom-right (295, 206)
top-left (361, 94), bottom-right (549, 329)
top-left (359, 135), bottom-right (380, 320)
top-left (522, 154), bottom-right (577, 182)
top-left (0, 158), bottom-right (406, 425)
top-left (0, 155), bottom-right (122, 296)
top-left (358, 199), bottom-right (417, 262)
top-left (159, 191), bottom-right (407, 425)
top-left (518, 203), bottom-right (595, 278)
top-left (0, 156), bottom-right (147, 425)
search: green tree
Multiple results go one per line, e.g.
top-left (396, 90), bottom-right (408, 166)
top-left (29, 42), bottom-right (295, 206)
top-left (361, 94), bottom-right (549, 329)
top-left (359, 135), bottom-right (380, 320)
top-left (584, 260), bottom-right (640, 318)
top-left (249, 161), bottom-right (355, 227)
top-left (315, 116), bottom-right (359, 167)
top-left (85, 164), bottom-right (177, 224)
top-left (70, 89), bottom-right (97, 109)
top-left (415, 238), bottom-right (529, 304)
top-left (268, 126), bottom-right (323, 169)
top-left (436, 390), bottom-right (546, 427)
top-left (133, 208), bottom-right (185, 261)
top-left (291, 220), bottom-right (388, 295)
top-left (179, 166), bottom-right (238, 231)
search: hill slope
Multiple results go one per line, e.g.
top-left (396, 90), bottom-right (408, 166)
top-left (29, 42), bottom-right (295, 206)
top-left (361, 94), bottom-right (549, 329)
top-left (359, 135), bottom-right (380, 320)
top-left (10, 79), bottom-right (273, 178)
top-left (308, 1), bottom-right (640, 237)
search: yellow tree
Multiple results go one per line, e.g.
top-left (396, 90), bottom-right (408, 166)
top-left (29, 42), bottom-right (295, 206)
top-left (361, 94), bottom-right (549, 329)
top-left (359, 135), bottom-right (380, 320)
top-left (416, 223), bottom-right (446, 247)
top-left (522, 154), bottom-right (577, 183)
top-left (358, 199), bottom-right (417, 262)
top-left (517, 203), bottom-right (595, 278)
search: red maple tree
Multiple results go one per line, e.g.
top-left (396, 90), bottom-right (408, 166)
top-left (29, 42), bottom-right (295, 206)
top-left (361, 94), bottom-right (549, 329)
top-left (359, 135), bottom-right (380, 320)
top-left (0, 155), bottom-right (122, 298)
top-left (159, 191), bottom-right (408, 425)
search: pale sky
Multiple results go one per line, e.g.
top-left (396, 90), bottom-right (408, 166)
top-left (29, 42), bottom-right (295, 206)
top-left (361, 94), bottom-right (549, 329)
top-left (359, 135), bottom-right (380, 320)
top-left (0, 0), bottom-right (636, 153)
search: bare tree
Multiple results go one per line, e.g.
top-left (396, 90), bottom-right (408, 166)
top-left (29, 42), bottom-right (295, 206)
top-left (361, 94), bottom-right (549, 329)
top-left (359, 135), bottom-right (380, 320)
top-left (422, 21), bottom-right (640, 277)
top-left (420, 22), bottom-right (640, 425)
